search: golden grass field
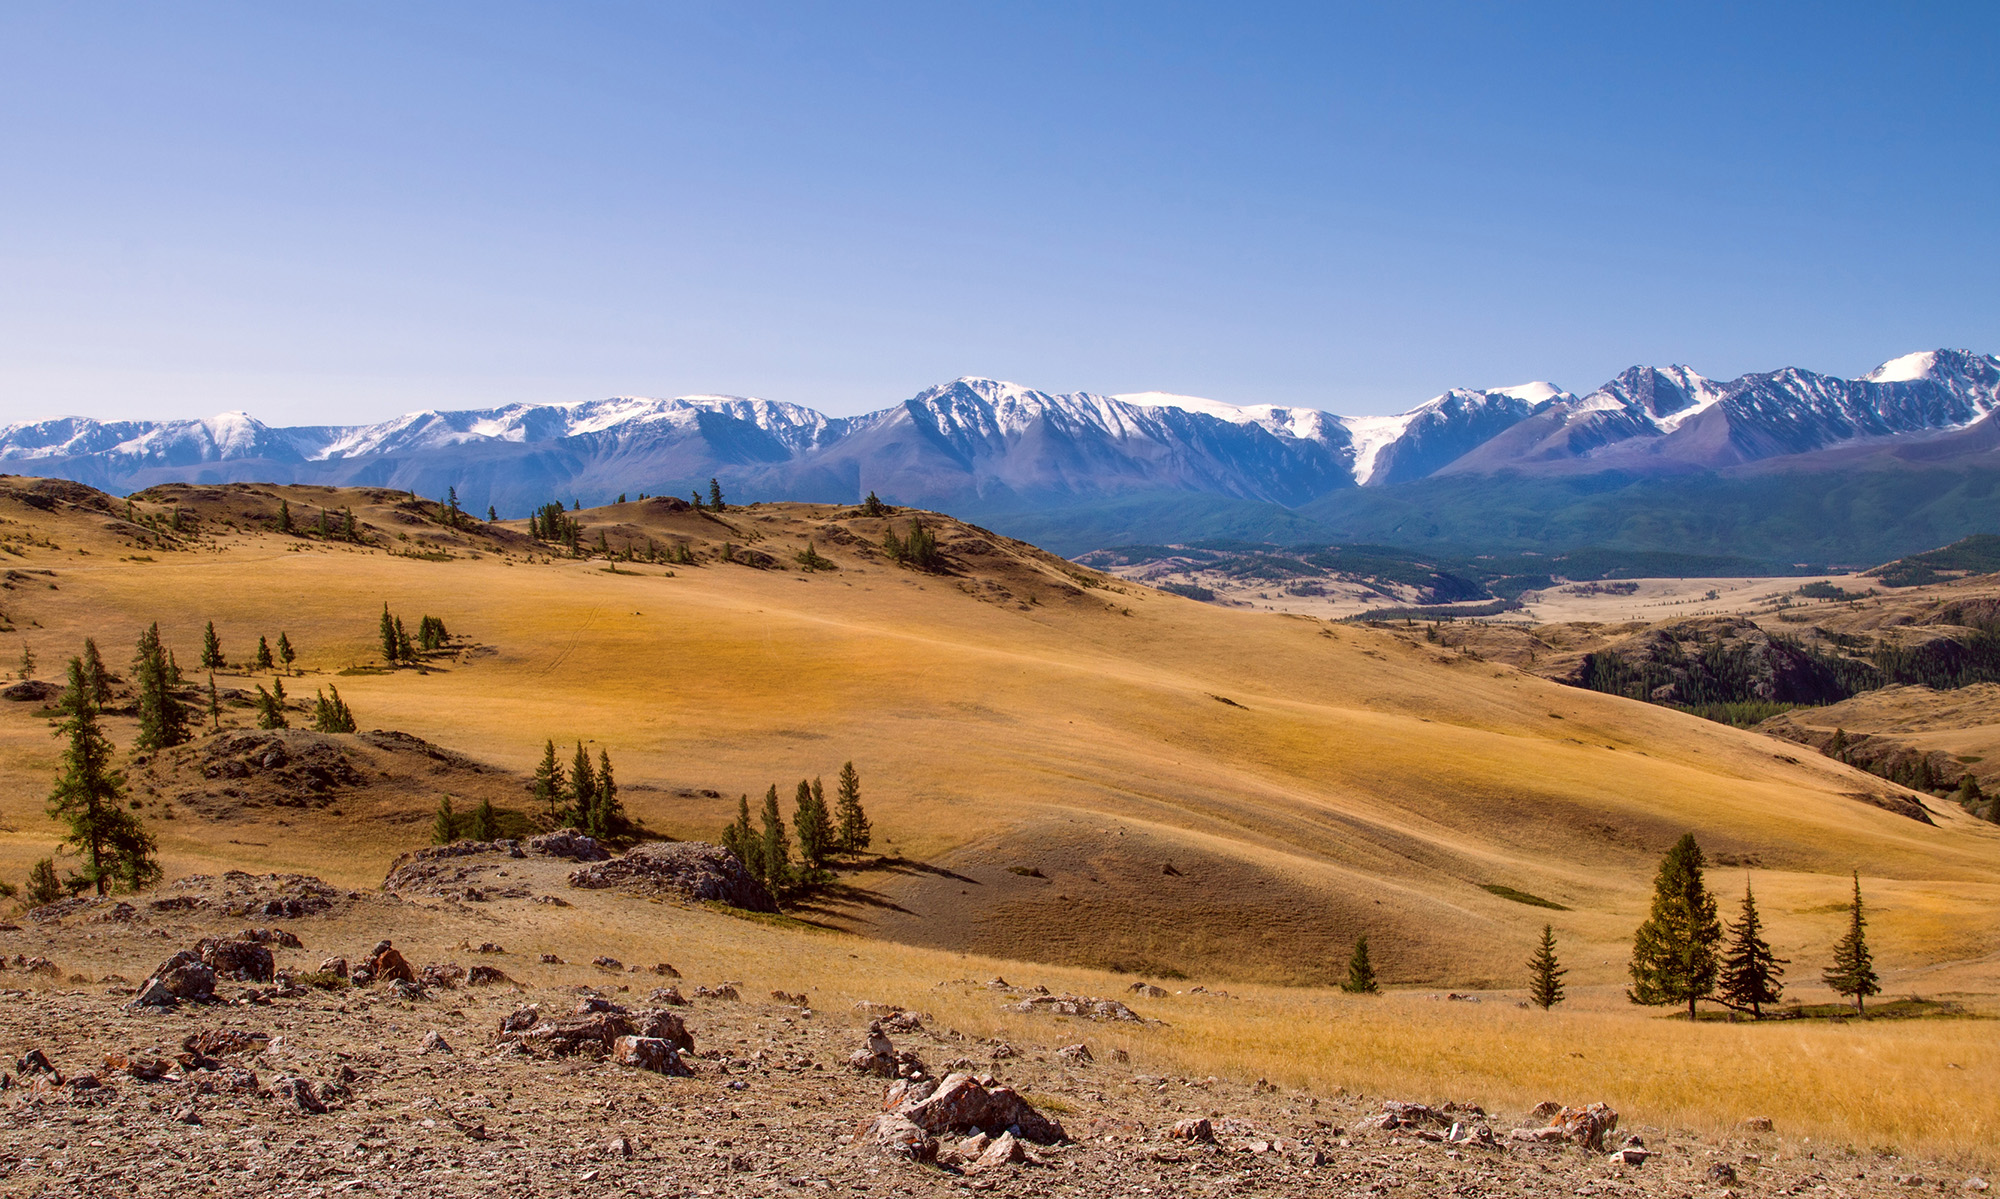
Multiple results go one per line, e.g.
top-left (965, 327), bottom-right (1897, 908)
top-left (0, 477), bottom-right (1994, 1161)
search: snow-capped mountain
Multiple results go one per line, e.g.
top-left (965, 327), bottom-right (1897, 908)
top-left (2, 351), bottom-right (1997, 520)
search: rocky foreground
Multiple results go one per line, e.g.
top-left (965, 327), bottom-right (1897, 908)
top-left (0, 845), bottom-right (1987, 1198)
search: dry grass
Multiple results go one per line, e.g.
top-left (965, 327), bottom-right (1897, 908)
top-left (0, 479), bottom-right (1995, 1158)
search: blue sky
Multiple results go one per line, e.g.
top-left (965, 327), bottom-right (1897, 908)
top-left (0, 2), bottom-right (1995, 424)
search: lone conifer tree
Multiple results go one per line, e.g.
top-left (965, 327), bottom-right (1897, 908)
top-left (532, 740), bottom-right (564, 821)
top-left (277, 632), bottom-right (296, 673)
top-left (834, 761), bottom-right (870, 853)
top-left (1527, 924), bottom-right (1567, 1009)
top-left (432, 795), bottom-right (456, 845)
top-left (25, 857), bottom-right (63, 907)
top-left (1627, 833), bottom-right (1723, 1018)
top-left (792, 778), bottom-right (832, 873)
top-left (379, 604), bottom-right (400, 665)
top-left (588, 748), bottom-right (621, 839)
top-left (17, 642), bottom-right (34, 680)
top-left (79, 638), bottom-right (111, 706)
top-left (1341, 935), bottom-right (1380, 994)
top-left (472, 796), bottom-right (499, 841)
top-left (759, 784), bottom-right (791, 897)
top-left (1719, 879), bottom-right (1786, 1017)
top-left (707, 478), bottom-right (725, 512)
top-left (567, 741), bottom-right (596, 829)
top-left (131, 623), bottom-right (190, 751)
top-left (255, 684), bottom-right (288, 730)
top-left (861, 491), bottom-right (888, 517)
top-left (278, 498), bottom-right (294, 533)
top-left (255, 635), bottom-right (274, 671)
top-left (48, 657), bottom-right (158, 895)
top-left (312, 686), bottom-right (356, 733)
top-left (202, 620), bottom-right (224, 669)
top-left (722, 794), bottom-right (762, 879)
top-left (1821, 871), bottom-right (1881, 1015)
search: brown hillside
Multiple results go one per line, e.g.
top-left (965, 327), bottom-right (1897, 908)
top-left (0, 477), bottom-right (1996, 994)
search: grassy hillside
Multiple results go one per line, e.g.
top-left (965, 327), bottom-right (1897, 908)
top-left (0, 477), bottom-right (1996, 999)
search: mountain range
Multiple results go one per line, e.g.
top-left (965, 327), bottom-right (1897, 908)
top-left (5, 349), bottom-right (2000, 562)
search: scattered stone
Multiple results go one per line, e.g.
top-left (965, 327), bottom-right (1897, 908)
top-left (566, 840), bottom-right (776, 911)
top-left (866, 1112), bottom-right (937, 1161)
top-left (1170, 1117), bottom-right (1215, 1142)
top-left (592, 956), bottom-right (623, 971)
top-left (975, 1130), bottom-right (1031, 1170)
top-left (126, 976), bottom-right (177, 1009)
top-left (533, 895), bottom-right (571, 907)
top-left (894, 1072), bottom-right (1066, 1144)
top-left (650, 986), bottom-right (687, 1005)
top-left (1558, 1103), bottom-right (1620, 1152)
top-left (467, 965), bottom-right (511, 986)
top-left (370, 943), bottom-right (416, 984)
top-left (1740, 1115), bottom-right (1775, 1132)
top-left (529, 831), bottom-right (610, 861)
top-left (612, 1035), bottom-right (692, 1076)
top-left (771, 989), bottom-right (808, 1005)
top-left (540, 953), bottom-right (564, 964)
top-left (649, 962), bottom-right (681, 977)
top-left (318, 956), bottom-right (349, 979)
top-left (1003, 993), bottom-right (1143, 1022)
top-left (1127, 982), bottom-right (1168, 998)
top-left (474, 942), bottom-right (505, 954)
top-left (606, 1135), bottom-right (634, 1159)
top-left (693, 984), bottom-right (740, 1001)
top-left (1608, 1145), bottom-right (1650, 1166)
top-left (1057, 1043), bottom-right (1093, 1066)
top-left (1707, 1163), bottom-right (1739, 1185)
top-left (420, 1030), bottom-right (453, 1054)
top-left (1110, 1048), bottom-right (1130, 1064)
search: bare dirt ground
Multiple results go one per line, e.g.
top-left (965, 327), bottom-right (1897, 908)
top-left (1, 857), bottom-right (1982, 1199)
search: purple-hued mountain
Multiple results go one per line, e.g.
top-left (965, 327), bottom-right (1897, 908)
top-left (2, 350), bottom-right (1996, 520)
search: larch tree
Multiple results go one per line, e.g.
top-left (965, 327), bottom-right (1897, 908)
top-left (1627, 833), bottom-right (1723, 1018)
top-left (834, 761), bottom-right (870, 853)
top-left (722, 794), bottom-right (762, 879)
top-left (1527, 924), bottom-right (1567, 1009)
top-left (432, 796), bottom-right (457, 845)
top-left (1821, 871), bottom-right (1881, 1015)
top-left (588, 748), bottom-right (621, 839)
top-left (79, 638), bottom-right (111, 706)
top-left (793, 778), bottom-right (832, 874)
top-left (26, 858), bottom-right (63, 907)
top-left (255, 684), bottom-right (288, 730)
top-left (47, 657), bottom-right (158, 895)
top-left (255, 635), bottom-right (274, 671)
top-left (758, 784), bottom-right (791, 897)
top-left (202, 621), bottom-right (224, 670)
top-left (131, 623), bottom-right (190, 752)
top-left (1718, 878), bottom-right (1786, 1017)
top-left (277, 632), bottom-right (296, 673)
top-left (532, 740), bottom-right (564, 822)
top-left (472, 797), bottom-right (499, 841)
top-left (1341, 935), bottom-right (1379, 994)
top-left (379, 604), bottom-right (400, 665)
top-left (567, 741), bottom-right (596, 830)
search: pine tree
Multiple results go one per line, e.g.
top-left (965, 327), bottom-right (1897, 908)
top-left (277, 632), bottom-right (295, 673)
top-left (1955, 773), bottom-right (1984, 811)
top-left (343, 507), bottom-right (357, 540)
top-left (1718, 878), bottom-right (1786, 1017)
top-left (1527, 924), bottom-right (1567, 1009)
top-left (379, 604), bottom-right (400, 665)
top-left (1627, 833), bottom-right (1723, 1018)
top-left (166, 649), bottom-right (182, 687)
top-left (277, 498), bottom-right (293, 533)
top-left (567, 741), bottom-right (596, 830)
top-left (312, 686), bottom-right (356, 733)
top-left (80, 638), bottom-right (111, 706)
top-left (793, 778), bottom-right (833, 874)
top-left (722, 794), bottom-right (762, 879)
top-left (1822, 871), bottom-right (1881, 1015)
top-left (255, 635), bottom-right (274, 671)
top-left (834, 761), bottom-right (870, 853)
top-left (472, 796), bottom-right (499, 841)
top-left (708, 478), bottom-right (725, 512)
top-left (588, 748), bottom-right (621, 839)
top-left (131, 623), bottom-right (190, 751)
top-left (17, 642), bottom-right (34, 680)
top-left (759, 784), bottom-right (791, 897)
top-left (532, 740), bottom-right (565, 822)
top-left (255, 684), bottom-right (288, 730)
top-left (202, 620), bottom-right (225, 670)
top-left (394, 617), bottom-right (414, 663)
top-left (488, 505), bottom-right (497, 522)
top-left (1829, 727), bottom-right (1848, 763)
top-left (207, 674), bottom-right (221, 731)
top-left (25, 858), bottom-right (63, 907)
top-left (1341, 935), bottom-right (1380, 994)
top-left (48, 657), bottom-right (158, 895)
top-left (862, 491), bottom-right (888, 517)
top-left (432, 795), bottom-right (457, 845)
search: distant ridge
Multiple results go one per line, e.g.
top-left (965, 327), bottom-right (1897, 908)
top-left (4, 350), bottom-right (1999, 560)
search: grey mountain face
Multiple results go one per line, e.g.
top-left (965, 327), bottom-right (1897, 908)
top-left (1, 350), bottom-right (1995, 520)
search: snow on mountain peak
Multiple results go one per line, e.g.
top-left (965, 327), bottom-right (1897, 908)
top-left (1490, 381), bottom-right (1563, 403)
top-left (1864, 351), bottom-right (1941, 383)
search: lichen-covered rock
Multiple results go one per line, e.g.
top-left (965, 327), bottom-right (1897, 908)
top-left (1003, 994), bottom-right (1143, 1022)
top-left (897, 1073), bottom-right (1066, 1145)
top-left (612, 1035), bottom-right (692, 1076)
top-left (197, 937), bottom-right (274, 982)
top-left (566, 841), bottom-right (776, 911)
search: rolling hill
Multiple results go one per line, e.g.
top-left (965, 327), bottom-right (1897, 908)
top-left (0, 475), bottom-right (1994, 996)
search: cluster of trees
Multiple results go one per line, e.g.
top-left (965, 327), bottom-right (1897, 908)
top-left (882, 517), bottom-right (943, 571)
top-left (201, 621), bottom-right (301, 674)
top-left (276, 498), bottom-right (362, 542)
top-left (721, 762), bottom-right (870, 901)
top-left (697, 479), bottom-right (726, 513)
top-left (1628, 834), bottom-right (1877, 1017)
top-left (529, 739), bottom-right (626, 839)
top-left (378, 605), bottom-right (448, 665)
top-left (529, 501), bottom-right (582, 552)
top-left (432, 794), bottom-right (502, 845)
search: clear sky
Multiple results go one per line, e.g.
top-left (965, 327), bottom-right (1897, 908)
top-left (1, 2), bottom-right (1996, 425)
